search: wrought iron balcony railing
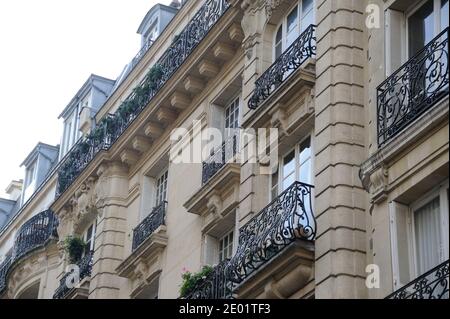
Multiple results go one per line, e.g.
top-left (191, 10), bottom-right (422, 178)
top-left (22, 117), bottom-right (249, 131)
top-left (132, 201), bottom-right (167, 251)
top-left (0, 251), bottom-right (12, 293)
top-left (56, 0), bottom-right (230, 197)
top-left (0, 210), bottom-right (58, 295)
top-left (227, 181), bottom-right (315, 283)
top-left (248, 24), bottom-right (316, 110)
top-left (53, 251), bottom-right (94, 299)
top-left (377, 27), bottom-right (449, 145)
top-left (387, 259), bottom-right (449, 299)
top-left (202, 132), bottom-right (239, 185)
top-left (183, 259), bottom-right (233, 299)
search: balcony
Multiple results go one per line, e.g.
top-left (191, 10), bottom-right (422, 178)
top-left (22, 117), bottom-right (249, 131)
top-left (202, 133), bottom-right (239, 185)
top-left (185, 182), bottom-right (316, 298)
top-left (53, 251), bottom-right (94, 299)
top-left (387, 260), bottom-right (449, 299)
top-left (116, 202), bottom-right (168, 297)
top-left (183, 259), bottom-right (232, 299)
top-left (56, 0), bottom-right (232, 198)
top-left (0, 210), bottom-right (58, 295)
top-left (248, 25), bottom-right (316, 110)
top-left (132, 201), bottom-right (167, 251)
top-left (377, 28), bottom-right (449, 146)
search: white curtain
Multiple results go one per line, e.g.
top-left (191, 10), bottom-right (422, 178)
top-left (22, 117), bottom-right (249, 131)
top-left (414, 197), bottom-right (441, 275)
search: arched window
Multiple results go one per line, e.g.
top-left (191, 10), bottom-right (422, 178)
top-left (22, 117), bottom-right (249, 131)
top-left (274, 0), bottom-right (315, 60)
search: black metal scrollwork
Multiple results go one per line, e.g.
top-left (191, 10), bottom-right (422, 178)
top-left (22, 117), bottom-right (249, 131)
top-left (227, 181), bottom-right (315, 284)
top-left (132, 201), bottom-right (167, 251)
top-left (0, 210), bottom-right (58, 295)
top-left (202, 133), bottom-right (238, 185)
top-left (184, 259), bottom-right (233, 299)
top-left (53, 251), bottom-right (94, 299)
top-left (377, 28), bottom-right (449, 145)
top-left (248, 25), bottom-right (316, 110)
top-left (387, 260), bottom-right (449, 299)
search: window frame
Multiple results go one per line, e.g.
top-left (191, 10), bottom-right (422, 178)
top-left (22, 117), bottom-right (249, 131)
top-left (155, 169), bottom-right (168, 206)
top-left (218, 230), bottom-right (234, 262)
top-left (407, 180), bottom-right (449, 278)
top-left (271, 134), bottom-right (314, 200)
top-left (272, 0), bottom-right (315, 61)
top-left (83, 221), bottom-right (97, 255)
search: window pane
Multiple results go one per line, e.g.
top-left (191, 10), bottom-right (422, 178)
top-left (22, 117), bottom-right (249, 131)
top-left (302, 0), bottom-right (314, 15)
top-left (282, 173), bottom-right (295, 190)
top-left (286, 6), bottom-right (299, 46)
top-left (299, 137), bottom-right (311, 164)
top-left (301, 10), bottom-right (314, 33)
top-left (282, 151), bottom-right (295, 177)
top-left (414, 196), bottom-right (441, 275)
top-left (408, 0), bottom-right (434, 57)
top-left (299, 158), bottom-right (311, 184)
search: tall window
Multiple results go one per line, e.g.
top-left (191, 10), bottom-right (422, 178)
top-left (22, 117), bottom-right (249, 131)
top-left (84, 222), bottom-right (97, 255)
top-left (271, 136), bottom-right (312, 199)
top-left (274, 0), bottom-right (315, 60)
top-left (218, 231), bottom-right (234, 262)
top-left (407, 0), bottom-right (448, 57)
top-left (25, 163), bottom-right (36, 188)
top-left (156, 170), bottom-right (168, 206)
top-left (225, 97), bottom-right (240, 130)
top-left (410, 181), bottom-right (449, 276)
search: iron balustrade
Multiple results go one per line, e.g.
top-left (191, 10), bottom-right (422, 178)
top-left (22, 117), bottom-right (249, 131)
top-left (0, 251), bottom-right (12, 293)
top-left (53, 251), bottom-right (94, 299)
top-left (0, 210), bottom-right (58, 295)
top-left (377, 27), bottom-right (449, 145)
top-left (132, 201), bottom-right (167, 251)
top-left (56, 0), bottom-right (230, 197)
top-left (227, 181), bottom-right (315, 284)
top-left (183, 259), bottom-right (233, 299)
top-left (387, 259), bottom-right (449, 299)
top-left (248, 25), bottom-right (316, 110)
top-left (202, 132), bottom-right (239, 185)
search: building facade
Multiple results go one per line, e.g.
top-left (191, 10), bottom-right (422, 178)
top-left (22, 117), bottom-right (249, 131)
top-left (0, 0), bottom-right (448, 299)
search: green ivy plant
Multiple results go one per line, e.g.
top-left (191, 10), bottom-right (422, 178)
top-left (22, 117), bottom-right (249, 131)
top-left (64, 236), bottom-right (87, 264)
top-left (179, 265), bottom-right (213, 298)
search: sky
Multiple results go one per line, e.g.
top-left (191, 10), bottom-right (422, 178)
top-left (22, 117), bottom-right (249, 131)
top-left (0, 0), bottom-right (168, 197)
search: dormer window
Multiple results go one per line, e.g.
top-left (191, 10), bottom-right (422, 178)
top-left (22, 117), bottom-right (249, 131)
top-left (274, 0), bottom-right (315, 60)
top-left (24, 162), bottom-right (36, 188)
top-left (145, 24), bottom-right (159, 44)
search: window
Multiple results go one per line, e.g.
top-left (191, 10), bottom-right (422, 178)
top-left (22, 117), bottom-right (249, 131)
top-left (390, 180), bottom-right (449, 289)
top-left (218, 231), bottom-right (234, 262)
top-left (25, 163), bottom-right (36, 188)
top-left (224, 97), bottom-right (240, 140)
top-left (156, 170), bottom-right (168, 206)
top-left (410, 182), bottom-right (449, 276)
top-left (407, 0), bottom-right (448, 57)
top-left (84, 222), bottom-right (97, 255)
top-left (274, 0), bottom-right (315, 59)
top-left (271, 136), bottom-right (312, 199)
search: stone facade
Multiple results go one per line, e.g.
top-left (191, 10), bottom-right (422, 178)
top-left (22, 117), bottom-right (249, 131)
top-left (0, 0), bottom-right (448, 299)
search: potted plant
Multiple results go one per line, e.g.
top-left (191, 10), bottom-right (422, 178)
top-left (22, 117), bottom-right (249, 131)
top-left (179, 265), bottom-right (213, 298)
top-left (64, 236), bottom-right (87, 264)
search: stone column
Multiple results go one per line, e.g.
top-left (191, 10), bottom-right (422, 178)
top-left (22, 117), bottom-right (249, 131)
top-left (314, 0), bottom-right (368, 298)
top-left (89, 162), bottom-right (128, 299)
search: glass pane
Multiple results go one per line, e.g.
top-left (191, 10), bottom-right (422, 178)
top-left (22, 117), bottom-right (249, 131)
top-left (442, 0), bottom-right (449, 31)
top-left (286, 6), bottom-right (299, 47)
top-left (302, 0), bottom-right (314, 15)
top-left (414, 196), bottom-right (441, 275)
top-left (299, 137), bottom-right (311, 164)
top-left (282, 173), bottom-right (295, 191)
top-left (282, 151), bottom-right (295, 177)
top-left (299, 158), bottom-right (311, 184)
top-left (408, 0), bottom-right (434, 57)
top-left (301, 10), bottom-right (314, 33)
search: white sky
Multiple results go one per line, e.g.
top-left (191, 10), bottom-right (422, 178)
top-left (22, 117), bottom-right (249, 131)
top-left (0, 0), bottom-right (168, 197)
